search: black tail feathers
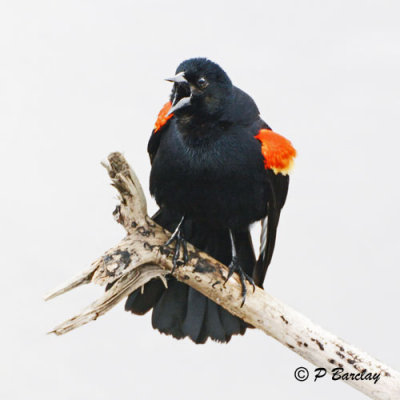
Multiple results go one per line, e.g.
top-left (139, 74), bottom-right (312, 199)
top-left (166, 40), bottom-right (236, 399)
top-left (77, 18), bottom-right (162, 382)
top-left (125, 278), bottom-right (247, 343)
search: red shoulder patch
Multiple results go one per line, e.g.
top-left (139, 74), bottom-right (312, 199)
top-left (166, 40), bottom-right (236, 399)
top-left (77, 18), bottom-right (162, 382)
top-left (255, 129), bottom-right (296, 175)
top-left (153, 101), bottom-right (173, 133)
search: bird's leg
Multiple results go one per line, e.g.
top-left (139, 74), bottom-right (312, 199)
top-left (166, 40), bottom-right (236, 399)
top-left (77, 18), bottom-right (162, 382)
top-left (224, 230), bottom-right (256, 307)
top-left (163, 216), bottom-right (188, 273)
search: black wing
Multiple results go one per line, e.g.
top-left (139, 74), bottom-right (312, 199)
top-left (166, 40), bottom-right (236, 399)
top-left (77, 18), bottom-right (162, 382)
top-left (253, 171), bottom-right (289, 287)
top-left (251, 118), bottom-right (294, 287)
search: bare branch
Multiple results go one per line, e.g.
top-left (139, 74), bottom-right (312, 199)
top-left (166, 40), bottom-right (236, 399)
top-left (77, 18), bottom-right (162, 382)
top-left (46, 152), bottom-right (400, 400)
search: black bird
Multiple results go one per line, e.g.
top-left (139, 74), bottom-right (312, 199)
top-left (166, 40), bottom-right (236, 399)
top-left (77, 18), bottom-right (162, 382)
top-left (124, 58), bottom-right (296, 343)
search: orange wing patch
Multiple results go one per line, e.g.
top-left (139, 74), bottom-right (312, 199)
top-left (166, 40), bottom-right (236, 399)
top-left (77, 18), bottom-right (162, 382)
top-left (255, 129), bottom-right (297, 175)
top-left (153, 101), bottom-right (173, 133)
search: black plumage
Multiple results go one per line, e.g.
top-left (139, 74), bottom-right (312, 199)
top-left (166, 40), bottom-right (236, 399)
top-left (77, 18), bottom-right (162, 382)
top-left (124, 58), bottom-right (295, 343)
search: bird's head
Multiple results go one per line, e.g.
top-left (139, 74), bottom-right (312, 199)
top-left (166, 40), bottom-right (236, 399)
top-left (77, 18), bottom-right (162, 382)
top-left (166, 58), bottom-right (233, 121)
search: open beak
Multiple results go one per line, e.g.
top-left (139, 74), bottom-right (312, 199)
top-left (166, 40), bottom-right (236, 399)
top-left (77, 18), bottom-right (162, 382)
top-left (165, 72), bottom-right (192, 116)
top-left (165, 71), bottom-right (187, 84)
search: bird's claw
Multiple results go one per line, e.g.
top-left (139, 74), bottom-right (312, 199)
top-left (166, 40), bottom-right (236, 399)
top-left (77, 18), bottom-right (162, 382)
top-left (224, 256), bottom-right (256, 307)
top-left (163, 230), bottom-right (188, 274)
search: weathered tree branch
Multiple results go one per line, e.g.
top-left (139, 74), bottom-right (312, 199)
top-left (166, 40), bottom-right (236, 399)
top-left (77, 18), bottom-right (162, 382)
top-left (45, 152), bottom-right (400, 400)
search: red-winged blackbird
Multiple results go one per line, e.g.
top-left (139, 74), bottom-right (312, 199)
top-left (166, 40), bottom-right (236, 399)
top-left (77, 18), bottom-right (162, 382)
top-left (124, 58), bottom-right (296, 343)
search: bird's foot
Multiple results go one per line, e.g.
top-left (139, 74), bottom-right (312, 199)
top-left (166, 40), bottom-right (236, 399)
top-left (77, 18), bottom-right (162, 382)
top-left (224, 256), bottom-right (256, 307)
top-left (163, 230), bottom-right (188, 274)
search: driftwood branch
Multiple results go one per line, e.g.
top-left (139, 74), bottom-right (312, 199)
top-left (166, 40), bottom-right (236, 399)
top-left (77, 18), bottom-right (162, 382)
top-left (45, 152), bottom-right (400, 400)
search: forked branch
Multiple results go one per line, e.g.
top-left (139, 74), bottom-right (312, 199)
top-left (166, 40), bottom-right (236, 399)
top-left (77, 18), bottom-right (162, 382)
top-left (45, 152), bottom-right (400, 400)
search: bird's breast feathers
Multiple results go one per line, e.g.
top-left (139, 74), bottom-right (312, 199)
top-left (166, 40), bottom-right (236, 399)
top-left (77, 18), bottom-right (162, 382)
top-left (255, 129), bottom-right (296, 175)
top-left (152, 102), bottom-right (296, 175)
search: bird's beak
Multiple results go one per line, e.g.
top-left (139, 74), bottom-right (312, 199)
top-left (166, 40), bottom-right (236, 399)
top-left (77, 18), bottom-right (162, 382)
top-left (165, 71), bottom-right (187, 84)
top-left (167, 96), bottom-right (191, 116)
top-left (165, 71), bottom-right (192, 116)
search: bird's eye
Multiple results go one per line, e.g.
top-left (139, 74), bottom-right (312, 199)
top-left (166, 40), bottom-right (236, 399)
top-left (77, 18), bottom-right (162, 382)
top-left (197, 77), bottom-right (208, 89)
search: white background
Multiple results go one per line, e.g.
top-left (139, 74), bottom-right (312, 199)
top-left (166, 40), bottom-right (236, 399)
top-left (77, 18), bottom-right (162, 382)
top-left (1, 1), bottom-right (399, 399)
